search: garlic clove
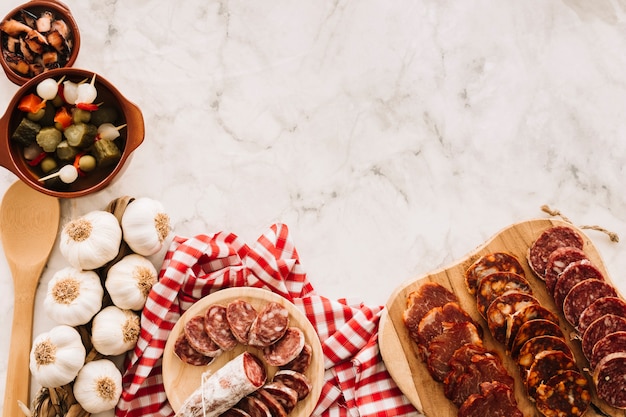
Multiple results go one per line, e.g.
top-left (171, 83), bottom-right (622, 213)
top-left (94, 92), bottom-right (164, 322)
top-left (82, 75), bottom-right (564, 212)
top-left (105, 254), bottom-right (157, 311)
top-left (29, 325), bottom-right (86, 388)
top-left (121, 197), bottom-right (171, 256)
top-left (44, 267), bottom-right (104, 326)
top-left (91, 306), bottom-right (140, 356)
top-left (73, 359), bottom-right (122, 414)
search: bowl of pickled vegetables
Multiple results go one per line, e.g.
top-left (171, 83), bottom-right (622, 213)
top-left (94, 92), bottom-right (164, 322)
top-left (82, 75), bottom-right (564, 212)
top-left (0, 67), bottom-right (144, 198)
top-left (1, 0), bottom-right (80, 85)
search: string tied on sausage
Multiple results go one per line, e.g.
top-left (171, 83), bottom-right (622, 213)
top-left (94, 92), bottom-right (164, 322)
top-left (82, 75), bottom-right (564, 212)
top-left (201, 369), bottom-right (213, 417)
top-left (540, 205), bottom-right (620, 243)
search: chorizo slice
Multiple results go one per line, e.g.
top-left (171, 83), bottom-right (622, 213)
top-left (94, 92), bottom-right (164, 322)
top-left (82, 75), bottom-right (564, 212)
top-left (279, 343), bottom-right (312, 373)
top-left (272, 370), bottom-right (311, 401)
top-left (578, 296), bottom-right (626, 333)
top-left (505, 303), bottom-right (559, 353)
top-left (528, 226), bottom-right (584, 279)
top-left (562, 279), bottom-right (617, 328)
top-left (486, 292), bottom-right (538, 345)
top-left (535, 370), bottom-right (591, 417)
top-left (517, 335), bottom-right (573, 372)
top-left (457, 381), bottom-right (523, 417)
top-left (544, 246), bottom-right (588, 295)
top-left (525, 350), bottom-right (577, 400)
top-left (475, 272), bottom-right (532, 320)
top-left (184, 315), bottom-right (223, 358)
top-left (173, 333), bottom-right (214, 366)
top-left (465, 252), bottom-right (525, 295)
top-left (426, 321), bottom-right (483, 382)
top-left (403, 282), bottom-right (458, 343)
top-left (510, 319), bottom-right (564, 360)
top-left (227, 299), bottom-right (258, 345)
top-left (205, 304), bottom-right (239, 352)
top-left (248, 302), bottom-right (290, 348)
top-left (553, 260), bottom-right (604, 309)
top-left (593, 352), bottom-right (626, 409)
top-left (581, 314), bottom-right (626, 360)
top-left (590, 331), bottom-right (626, 369)
top-left (262, 327), bottom-right (305, 367)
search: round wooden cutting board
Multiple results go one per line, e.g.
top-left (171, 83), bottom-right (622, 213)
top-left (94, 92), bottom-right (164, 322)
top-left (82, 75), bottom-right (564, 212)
top-left (379, 218), bottom-right (626, 417)
top-left (163, 287), bottom-right (324, 415)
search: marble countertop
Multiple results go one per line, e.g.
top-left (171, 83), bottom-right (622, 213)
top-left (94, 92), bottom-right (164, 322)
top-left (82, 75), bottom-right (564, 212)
top-left (2, 0), bottom-right (626, 413)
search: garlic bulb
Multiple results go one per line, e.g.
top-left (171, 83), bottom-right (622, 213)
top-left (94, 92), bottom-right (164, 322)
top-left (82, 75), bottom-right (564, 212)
top-left (29, 325), bottom-right (86, 388)
top-left (121, 197), bottom-right (171, 256)
top-left (73, 359), bottom-right (122, 414)
top-left (105, 254), bottom-right (158, 311)
top-left (91, 306), bottom-right (140, 356)
top-left (60, 210), bottom-right (122, 270)
top-left (44, 267), bottom-right (104, 326)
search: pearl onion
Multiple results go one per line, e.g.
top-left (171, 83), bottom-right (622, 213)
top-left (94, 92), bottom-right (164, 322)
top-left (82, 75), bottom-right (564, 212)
top-left (59, 165), bottom-right (79, 183)
top-left (36, 78), bottom-right (59, 101)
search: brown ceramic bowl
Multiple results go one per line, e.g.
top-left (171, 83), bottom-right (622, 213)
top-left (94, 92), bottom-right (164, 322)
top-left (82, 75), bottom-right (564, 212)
top-left (0, 68), bottom-right (144, 198)
top-left (1, 0), bottom-right (80, 85)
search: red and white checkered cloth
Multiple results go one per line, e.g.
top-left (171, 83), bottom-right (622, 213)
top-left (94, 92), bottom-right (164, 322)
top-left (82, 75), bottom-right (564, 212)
top-left (115, 223), bottom-right (420, 417)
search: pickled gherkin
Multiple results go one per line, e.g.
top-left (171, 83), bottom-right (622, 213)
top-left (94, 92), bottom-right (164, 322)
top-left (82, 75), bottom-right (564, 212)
top-left (56, 141), bottom-right (79, 161)
top-left (92, 139), bottom-right (121, 167)
top-left (36, 127), bottom-right (62, 153)
top-left (11, 118), bottom-right (41, 147)
top-left (64, 123), bottom-right (97, 148)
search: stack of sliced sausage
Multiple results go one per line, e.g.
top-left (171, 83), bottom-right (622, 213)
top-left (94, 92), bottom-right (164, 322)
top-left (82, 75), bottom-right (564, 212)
top-left (465, 251), bottom-right (592, 417)
top-left (402, 282), bottom-right (523, 417)
top-left (529, 225), bottom-right (626, 411)
top-left (173, 299), bottom-right (313, 417)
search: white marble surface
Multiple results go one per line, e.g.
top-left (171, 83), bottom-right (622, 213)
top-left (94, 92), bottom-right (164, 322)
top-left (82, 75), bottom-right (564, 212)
top-left (2, 0), bottom-right (626, 412)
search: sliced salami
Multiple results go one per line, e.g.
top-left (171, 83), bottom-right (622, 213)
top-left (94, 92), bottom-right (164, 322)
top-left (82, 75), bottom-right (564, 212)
top-left (544, 246), bottom-right (588, 295)
top-left (262, 327), bottom-right (305, 367)
top-left (534, 370), bottom-right (591, 417)
top-left (426, 321), bottom-right (483, 382)
top-left (444, 344), bottom-right (491, 402)
top-left (415, 302), bottom-right (475, 348)
top-left (219, 409), bottom-right (252, 417)
top-left (475, 272), bottom-right (532, 319)
top-left (280, 343), bottom-right (312, 373)
top-left (505, 303), bottom-right (559, 353)
top-left (272, 370), bottom-right (311, 401)
top-left (578, 296), bottom-right (626, 333)
top-left (591, 331), bottom-right (626, 369)
top-left (205, 305), bottom-right (239, 352)
top-left (237, 396), bottom-right (272, 417)
top-left (581, 314), bottom-right (626, 360)
top-left (173, 333), bottom-right (214, 366)
top-left (465, 252), bottom-right (525, 295)
top-left (227, 299), bottom-right (258, 344)
top-left (251, 388), bottom-right (287, 417)
top-left (528, 226), bottom-right (584, 279)
top-left (457, 381), bottom-right (523, 417)
top-left (486, 292), bottom-right (538, 345)
top-left (553, 260), bottom-right (604, 309)
top-left (248, 302), bottom-right (290, 348)
top-left (510, 319), bottom-right (564, 359)
top-left (403, 282), bottom-right (458, 342)
top-left (517, 335), bottom-right (573, 371)
top-left (525, 350), bottom-right (577, 400)
top-left (562, 279), bottom-right (617, 328)
top-left (261, 382), bottom-right (298, 414)
top-left (593, 352), bottom-right (626, 409)
top-left (184, 315), bottom-right (223, 358)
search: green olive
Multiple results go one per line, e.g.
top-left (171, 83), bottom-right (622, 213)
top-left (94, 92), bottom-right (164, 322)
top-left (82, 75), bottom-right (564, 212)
top-left (72, 108), bottom-right (91, 124)
top-left (40, 156), bottom-right (58, 173)
top-left (26, 107), bottom-right (46, 122)
top-left (78, 154), bottom-right (97, 172)
top-left (52, 95), bottom-right (64, 108)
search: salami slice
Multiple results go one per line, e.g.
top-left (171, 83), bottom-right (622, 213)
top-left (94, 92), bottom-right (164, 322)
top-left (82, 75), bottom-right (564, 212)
top-left (505, 303), bottom-right (559, 353)
top-left (444, 344), bottom-right (491, 403)
top-left (544, 246), bottom-right (588, 295)
top-left (486, 292), bottom-right (538, 345)
top-left (219, 409), bottom-right (252, 417)
top-left (175, 352), bottom-right (267, 417)
top-left (591, 331), bottom-right (626, 369)
top-left (173, 333), bottom-right (214, 366)
top-left (262, 382), bottom-right (298, 414)
top-left (457, 381), bottom-right (523, 417)
top-left (465, 252), bottom-right (525, 295)
top-left (272, 370), bottom-right (311, 401)
top-left (262, 327), bottom-right (305, 367)
top-left (578, 296), bottom-right (626, 333)
top-left (581, 314), bottom-right (626, 360)
top-left (416, 302), bottom-right (475, 348)
top-left (280, 343), bottom-right (312, 373)
top-left (227, 299), bottom-right (258, 344)
top-left (205, 305), bottom-right (239, 352)
top-left (525, 350), bottom-right (577, 400)
top-left (535, 370), bottom-right (591, 417)
top-left (593, 352), bottom-right (626, 409)
top-left (403, 282), bottom-right (458, 342)
top-left (237, 396), bottom-right (272, 417)
top-left (475, 272), bottom-right (532, 319)
top-left (562, 279), bottom-right (617, 328)
top-left (528, 226), bottom-right (584, 279)
top-left (510, 319), bottom-right (564, 359)
top-left (517, 335), bottom-right (573, 371)
top-left (553, 260), bottom-right (604, 309)
top-left (251, 388), bottom-right (287, 417)
top-left (184, 315), bottom-right (223, 357)
top-left (248, 302), bottom-right (290, 348)
top-left (426, 321), bottom-right (483, 382)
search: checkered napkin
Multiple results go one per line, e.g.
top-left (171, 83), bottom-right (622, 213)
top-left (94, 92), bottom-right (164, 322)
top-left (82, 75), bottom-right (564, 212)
top-left (115, 223), bottom-right (420, 417)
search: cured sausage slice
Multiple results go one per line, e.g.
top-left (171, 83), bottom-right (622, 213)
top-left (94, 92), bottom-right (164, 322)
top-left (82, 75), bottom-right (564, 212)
top-left (505, 303), bottom-right (559, 353)
top-left (475, 272), bottom-right (532, 320)
top-left (581, 314), bottom-right (626, 360)
top-left (184, 315), bottom-right (223, 358)
top-left (544, 246), bottom-right (588, 295)
top-left (426, 321), bottom-right (483, 382)
top-left (219, 409), bottom-right (252, 417)
top-left (590, 331), bottom-right (626, 369)
top-left (593, 352), bottom-right (626, 409)
top-left (486, 292), bottom-right (538, 345)
top-left (465, 252), bottom-right (525, 295)
top-left (237, 396), bottom-right (272, 417)
top-left (262, 382), bottom-right (298, 414)
top-left (248, 302), bottom-right (290, 348)
top-left (251, 388), bottom-right (287, 417)
top-left (227, 299), bottom-right (258, 345)
top-left (173, 333), bottom-right (214, 366)
top-left (403, 282), bottom-right (458, 342)
top-left (457, 381), bottom-right (523, 417)
top-left (272, 370), bottom-right (311, 401)
top-left (443, 344), bottom-right (491, 402)
top-left (578, 296), bottom-right (626, 333)
top-left (517, 335), bottom-right (573, 372)
top-left (175, 352), bottom-right (267, 417)
top-left (562, 279), bottom-right (617, 328)
top-left (280, 343), bottom-right (312, 373)
top-left (262, 327), bottom-right (305, 367)
top-left (535, 370), bottom-right (591, 417)
top-left (205, 305), bottom-right (239, 352)
top-left (510, 319), bottom-right (564, 360)
top-left (553, 260), bottom-right (604, 309)
top-left (416, 302), bottom-right (475, 348)
top-left (528, 226), bottom-right (584, 279)
top-left (525, 350), bottom-right (576, 400)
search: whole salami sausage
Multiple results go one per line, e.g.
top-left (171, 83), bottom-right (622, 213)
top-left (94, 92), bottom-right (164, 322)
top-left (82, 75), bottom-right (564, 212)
top-left (486, 292), bottom-right (538, 345)
top-left (403, 282), bottom-right (458, 342)
top-left (562, 279), bottom-right (617, 328)
top-left (581, 314), bottom-right (626, 360)
top-left (227, 299), bottom-right (258, 345)
top-left (590, 331), bottom-right (626, 369)
top-left (475, 272), bottom-right (532, 320)
top-left (262, 327), bottom-right (305, 367)
top-left (593, 352), bottom-right (626, 409)
top-left (174, 333), bottom-right (214, 366)
top-left (175, 352), bottom-right (267, 417)
top-left (528, 226), bottom-right (584, 279)
top-left (525, 350), bottom-right (577, 400)
top-left (465, 252), bottom-right (525, 295)
top-left (578, 296), bottom-right (626, 333)
top-left (534, 370), bottom-right (591, 417)
top-left (457, 381), bottom-right (523, 417)
top-left (553, 260), bottom-right (604, 309)
top-left (544, 246), bottom-right (588, 295)
top-left (184, 315), bottom-right (223, 358)
top-left (248, 302), bottom-right (290, 347)
top-left (205, 305), bottom-right (239, 352)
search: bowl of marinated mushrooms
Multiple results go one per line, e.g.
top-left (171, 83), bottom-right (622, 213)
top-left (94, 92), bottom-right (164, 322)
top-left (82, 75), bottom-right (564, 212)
top-left (0, 0), bottom-right (81, 85)
top-left (0, 67), bottom-right (145, 198)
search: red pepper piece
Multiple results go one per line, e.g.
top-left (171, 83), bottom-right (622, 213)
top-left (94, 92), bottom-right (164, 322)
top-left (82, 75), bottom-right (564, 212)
top-left (27, 152), bottom-right (48, 166)
top-left (18, 94), bottom-right (46, 113)
top-left (76, 102), bottom-right (99, 111)
top-left (54, 107), bottom-right (73, 129)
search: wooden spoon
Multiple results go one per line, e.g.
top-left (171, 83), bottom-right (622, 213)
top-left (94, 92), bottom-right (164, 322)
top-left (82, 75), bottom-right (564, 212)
top-left (1, 181), bottom-right (59, 416)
